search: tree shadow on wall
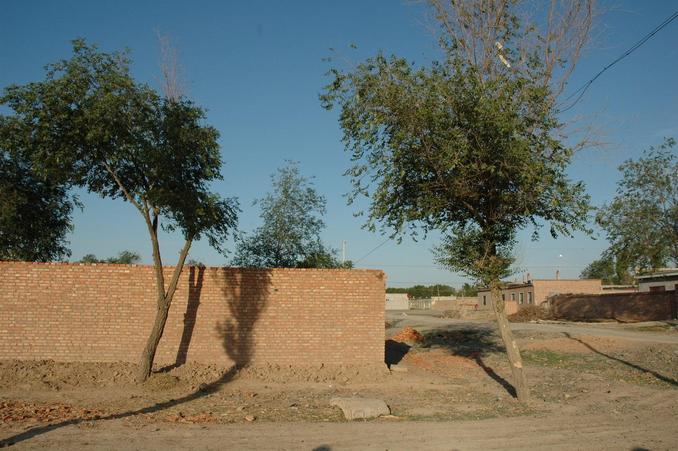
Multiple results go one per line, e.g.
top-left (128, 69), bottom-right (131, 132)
top-left (216, 268), bottom-right (271, 368)
top-left (167, 265), bottom-right (205, 370)
top-left (0, 267), bottom-right (271, 448)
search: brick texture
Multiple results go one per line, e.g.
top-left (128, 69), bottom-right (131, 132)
top-left (0, 262), bottom-right (385, 366)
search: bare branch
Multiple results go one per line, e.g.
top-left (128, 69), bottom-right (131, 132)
top-left (426, 0), bottom-right (595, 102)
top-left (156, 30), bottom-right (185, 101)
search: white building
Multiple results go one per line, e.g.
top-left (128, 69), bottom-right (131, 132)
top-left (637, 269), bottom-right (678, 292)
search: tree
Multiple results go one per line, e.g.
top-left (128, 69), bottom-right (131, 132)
top-left (79, 250), bottom-right (142, 264)
top-left (596, 138), bottom-right (678, 271)
top-left (580, 254), bottom-right (633, 285)
top-left (0, 147), bottom-right (74, 262)
top-left (0, 40), bottom-right (238, 382)
top-left (322, 0), bottom-right (594, 401)
top-left (232, 163), bottom-right (347, 268)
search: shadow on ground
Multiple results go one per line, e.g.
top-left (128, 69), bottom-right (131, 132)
top-left (0, 267), bottom-right (271, 448)
top-left (387, 325), bottom-right (517, 398)
top-left (562, 332), bottom-right (677, 387)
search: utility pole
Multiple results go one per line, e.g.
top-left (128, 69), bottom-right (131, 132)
top-left (341, 240), bottom-right (347, 264)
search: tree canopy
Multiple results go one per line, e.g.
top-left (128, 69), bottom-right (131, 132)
top-left (322, 53), bottom-right (590, 284)
top-left (232, 163), bottom-right (349, 269)
top-left (596, 138), bottom-right (678, 271)
top-left (0, 147), bottom-right (74, 261)
top-left (580, 254), bottom-right (633, 285)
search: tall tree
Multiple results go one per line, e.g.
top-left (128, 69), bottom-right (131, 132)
top-left (0, 147), bottom-right (74, 262)
top-left (0, 40), bottom-right (238, 382)
top-left (580, 254), bottom-right (633, 285)
top-left (596, 138), bottom-right (678, 271)
top-left (232, 163), bottom-right (347, 268)
top-left (322, 0), bottom-right (594, 401)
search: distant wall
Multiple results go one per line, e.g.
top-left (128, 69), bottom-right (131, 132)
top-left (504, 300), bottom-right (519, 316)
top-left (431, 297), bottom-right (478, 311)
top-left (534, 279), bottom-right (602, 305)
top-left (0, 262), bottom-right (385, 366)
top-left (550, 291), bottom-right (677, 322)
top-left (385, 293), bottom-right (409, 310)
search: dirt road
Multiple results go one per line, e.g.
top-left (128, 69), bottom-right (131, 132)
top-left (3, 405), bottom-right (675, 451)
top-left (388, 311), bottom-right (678, 344)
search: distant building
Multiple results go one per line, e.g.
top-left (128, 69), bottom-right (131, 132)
top-left (637, 269), bottom-right (678, 292)
top-left (385, 293), bottom-right (410, 310)
top-left (477, 277), bottom-right (602, 312)
top-left (601, 285), bottom-right (638, 293)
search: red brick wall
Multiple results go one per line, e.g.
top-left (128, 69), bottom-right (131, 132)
top-left (550, 291), bottom-right (677, 322)
top-left (0, 262), bottom-right (385, 366)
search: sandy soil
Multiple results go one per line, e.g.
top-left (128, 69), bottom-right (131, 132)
top-left (1, 315), bottom-right (676, 450)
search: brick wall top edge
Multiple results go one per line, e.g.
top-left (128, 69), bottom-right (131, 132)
top-left (0, 261), bottom-right (384, 276)
top-left (555, 291), bottom-right (668, 299)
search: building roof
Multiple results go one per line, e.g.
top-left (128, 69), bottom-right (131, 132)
top-left (636, 269), bottom-right (678, 280)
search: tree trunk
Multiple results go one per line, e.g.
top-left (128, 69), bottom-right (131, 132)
top-left (136, 236), bottom-right (193, 382)
top-left (490, 281), bottom-right (529, 402)
top-left (137, 298), bottom-right (172, 381)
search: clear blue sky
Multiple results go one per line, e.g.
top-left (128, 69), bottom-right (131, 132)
top-left (2, 1), bottom-right (677, 287)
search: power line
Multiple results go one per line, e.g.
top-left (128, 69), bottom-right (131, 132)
top-left (560, 10), bottom-right (678, 113)
top-left (354, 237), bottom-right (391, 264)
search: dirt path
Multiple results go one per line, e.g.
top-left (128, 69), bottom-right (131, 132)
top-left (387, 312), bottom-right (678, 345)
top-left (3, 405), bottom-right (675, 450)
top-left (511, 321), bottom-right (678, 344)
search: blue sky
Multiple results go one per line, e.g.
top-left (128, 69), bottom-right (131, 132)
top-left (2, 1), bottom-right (677, 287)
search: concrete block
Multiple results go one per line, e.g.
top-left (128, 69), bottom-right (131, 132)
top-left (330, 397), bottom-right (390, 420)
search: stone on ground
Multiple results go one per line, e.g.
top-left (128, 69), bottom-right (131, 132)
top-left (329, 397), bottom-right (390, 420)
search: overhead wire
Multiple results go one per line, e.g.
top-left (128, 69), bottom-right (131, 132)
top-left (353, 237), bottom-right (391, 264)
top-left (559, 10), bottom-right (678, 113)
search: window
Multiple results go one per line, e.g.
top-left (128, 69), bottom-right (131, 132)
top-left (502, 294), bottom-right (505, 301)
top-left (528, 292), bottom-right (533, 304)
top-left (511, 293), bottom-right (515, 301)
top-left (519, 292), bottom-right (524, 304)
top-left (482, 295), bottom-right (487, 306)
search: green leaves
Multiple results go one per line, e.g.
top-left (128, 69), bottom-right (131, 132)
top-left (322, 49), bottom-right (590, 282)
top-left (0, 40), bottom-right (238, 256)
top-left (596, 138), bottom-right (678, 271)
top-left (0, 147), bottom-right (74, 261)
top-left (232, 163), bottom-right (343, 268)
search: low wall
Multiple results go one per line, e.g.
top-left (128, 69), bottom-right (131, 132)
top-left (408, 298), bottom-right (432, 310)
top-left (431, 299), bottom-right (457, 311)
top-left (0, 262), bottom-right (385, 366)
top-left (550, 291), bottom-right (677, 322)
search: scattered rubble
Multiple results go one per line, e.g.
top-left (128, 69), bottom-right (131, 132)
top-left (389, 327), bottom-right (424, 344)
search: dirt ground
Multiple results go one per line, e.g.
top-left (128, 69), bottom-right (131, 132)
top-left (1, 314), bottom-right (677, 450)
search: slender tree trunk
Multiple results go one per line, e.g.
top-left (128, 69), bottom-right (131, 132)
top-left (136, 234), bottom-right (193, 382)
top-left (490, 280), bottom-right (529, 402)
